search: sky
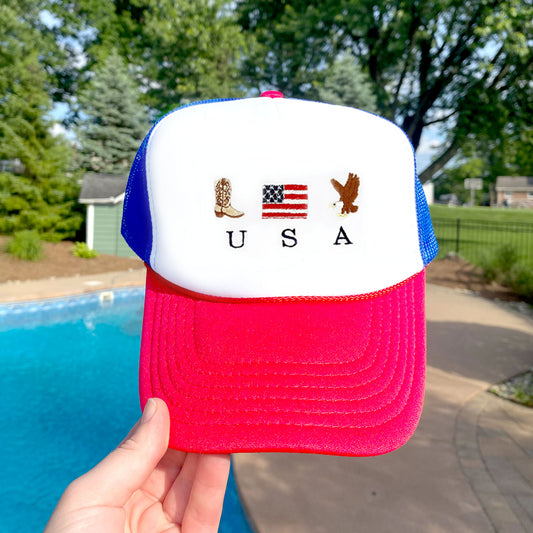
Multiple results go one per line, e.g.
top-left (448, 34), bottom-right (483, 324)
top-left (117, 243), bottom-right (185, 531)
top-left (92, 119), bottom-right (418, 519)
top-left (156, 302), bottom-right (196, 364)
top-left (416, 127), bottom-right (443, 173)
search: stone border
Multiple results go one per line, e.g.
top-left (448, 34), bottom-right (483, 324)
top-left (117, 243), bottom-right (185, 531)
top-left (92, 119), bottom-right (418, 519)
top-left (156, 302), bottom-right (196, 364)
top-left (0, 268), bottom-right (145, 303)
top-left (455, 391), bottom-right (533, 532)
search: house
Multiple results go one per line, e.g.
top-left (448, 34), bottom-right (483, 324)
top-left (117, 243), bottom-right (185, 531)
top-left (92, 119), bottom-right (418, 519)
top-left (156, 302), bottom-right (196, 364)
top-left (436, 193), bottom-right (460, 206)
top-left (495, 176), bottom-right (533, 208)
top-left (422, 181), bottom-right (434, 205)
top-left (78, 173), bottom-right (135, 257)
top-left (0, 158), bottom-right (25, 174)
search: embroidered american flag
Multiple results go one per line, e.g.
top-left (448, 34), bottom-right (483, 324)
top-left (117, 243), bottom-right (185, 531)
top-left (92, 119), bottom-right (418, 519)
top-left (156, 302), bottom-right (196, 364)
top-left (262, 184), bottom-right (308, 219)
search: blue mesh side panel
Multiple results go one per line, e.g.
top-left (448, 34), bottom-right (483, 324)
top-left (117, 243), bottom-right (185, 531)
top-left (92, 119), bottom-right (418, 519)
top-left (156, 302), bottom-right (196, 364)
top-left (414, 176), bottom-right (438, 265)
top-left (121, 97), bottom-right (240, 264)
top-left (121, 135), bottom-right (153, 264)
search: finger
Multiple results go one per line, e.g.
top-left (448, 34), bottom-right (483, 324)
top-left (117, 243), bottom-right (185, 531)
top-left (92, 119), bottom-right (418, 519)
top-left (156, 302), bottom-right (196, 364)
top-left (163, 452), bottom-right (200, 523)
top-left (181, 454), bottom-right (231, 533)
top-left (142, 447), bottom-right (187, 501)
top-left (69, 398), bottom-right (170, 507)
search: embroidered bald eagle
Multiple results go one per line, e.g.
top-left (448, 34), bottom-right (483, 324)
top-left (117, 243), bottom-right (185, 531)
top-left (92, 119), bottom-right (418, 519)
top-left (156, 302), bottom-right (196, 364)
top-left (331, 173), bottom-right (360, 215)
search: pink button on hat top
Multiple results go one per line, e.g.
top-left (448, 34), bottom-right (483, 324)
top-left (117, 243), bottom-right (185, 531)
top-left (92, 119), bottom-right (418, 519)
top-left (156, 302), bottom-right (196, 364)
top-left (260, 90), bottom-right (284, 98)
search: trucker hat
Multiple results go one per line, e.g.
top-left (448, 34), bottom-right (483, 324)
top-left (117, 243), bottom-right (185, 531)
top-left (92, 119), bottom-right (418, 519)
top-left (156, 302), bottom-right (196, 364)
top-left (121, 91), bottom-right (438, 457)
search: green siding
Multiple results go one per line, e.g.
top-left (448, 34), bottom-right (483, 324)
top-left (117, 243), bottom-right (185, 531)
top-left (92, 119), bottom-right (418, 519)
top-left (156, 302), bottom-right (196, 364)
top-left (93, 203), bottom-right (137, 258)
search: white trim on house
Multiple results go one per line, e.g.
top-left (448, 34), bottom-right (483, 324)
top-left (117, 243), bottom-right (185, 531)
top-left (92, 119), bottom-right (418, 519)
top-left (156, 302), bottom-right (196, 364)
top-left (79, 193), bottom-right (125, 205)
top-left (86, 204), bottom-right (95, 250)
top-left (496, 186), bottom-right (533, 192)
top-left (422, 181), bottom-right (434, 205)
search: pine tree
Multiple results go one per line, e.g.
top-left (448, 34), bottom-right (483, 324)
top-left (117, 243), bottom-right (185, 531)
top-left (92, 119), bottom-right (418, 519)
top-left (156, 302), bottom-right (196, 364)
top-left (0, 1), bottom-right (72, 179)
top-left (0, 1), bottom-right (82, 240)
top-left (76, 50), bottom-right (150, 174)
top-left (317, 53), bottom-right (377, 113)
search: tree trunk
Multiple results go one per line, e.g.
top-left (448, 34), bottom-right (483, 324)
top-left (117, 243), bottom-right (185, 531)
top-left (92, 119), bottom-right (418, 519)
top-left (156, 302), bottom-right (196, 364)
top-left (403, 114), bottom-right (425, 151)
top-left (418, 140), bottom-right (460, 183)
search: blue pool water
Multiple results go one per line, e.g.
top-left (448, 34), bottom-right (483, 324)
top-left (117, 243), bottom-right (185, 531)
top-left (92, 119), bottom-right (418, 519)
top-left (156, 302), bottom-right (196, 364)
top-left (0, 289), bottom-right (252, 533)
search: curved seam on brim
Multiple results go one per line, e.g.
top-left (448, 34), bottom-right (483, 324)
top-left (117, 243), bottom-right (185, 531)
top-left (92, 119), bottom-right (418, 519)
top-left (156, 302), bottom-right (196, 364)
top-left (148, 278), bottom-right (421, 428)
top-left (161, 285), bottom-right (390, 401)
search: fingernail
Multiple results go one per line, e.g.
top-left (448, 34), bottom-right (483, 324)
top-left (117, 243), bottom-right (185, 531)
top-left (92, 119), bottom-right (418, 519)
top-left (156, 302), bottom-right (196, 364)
top-left (141, 398), bottom-right (157, 423)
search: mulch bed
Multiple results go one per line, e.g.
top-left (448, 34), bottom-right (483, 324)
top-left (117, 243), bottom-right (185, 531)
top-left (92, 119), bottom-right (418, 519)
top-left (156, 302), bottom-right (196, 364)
top-left (426, 255), bottom-right (522, 302)
top-left (0, 236), bottom-right (142, 284)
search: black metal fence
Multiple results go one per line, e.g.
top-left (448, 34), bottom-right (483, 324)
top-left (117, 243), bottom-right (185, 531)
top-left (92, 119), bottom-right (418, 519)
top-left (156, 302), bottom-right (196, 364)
top-left (431, 217), bottom-right (533, 267)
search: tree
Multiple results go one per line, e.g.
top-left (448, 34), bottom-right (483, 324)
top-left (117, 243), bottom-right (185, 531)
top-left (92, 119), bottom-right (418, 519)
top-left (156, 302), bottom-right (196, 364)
top-left (434, 125), bottom-right (533, 205)
top-left (237, 0), bottom-right (533, 181)
top-left (433, 157), bottom-right (487, 205)
top-left (0, 1), bottom-right (72, 179)
top-left (131, 0), bottom-right (247, 112)
top-left (75, 50), bottom-right (150, 174)
top-left (0, 172), bottom-right (83, 240)
top-left (238, 1), bottom-right (336, 98)
top-left (317, 52), bottom-right (377, 112)
top-left (50, 0), bottom-right (247, 115)
top-left (0, 1), bottom-right (82, 240)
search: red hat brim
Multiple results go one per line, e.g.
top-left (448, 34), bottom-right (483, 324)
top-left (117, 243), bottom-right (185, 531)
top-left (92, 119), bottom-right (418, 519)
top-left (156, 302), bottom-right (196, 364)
top-left (139, 267), bottom-right (426, 456)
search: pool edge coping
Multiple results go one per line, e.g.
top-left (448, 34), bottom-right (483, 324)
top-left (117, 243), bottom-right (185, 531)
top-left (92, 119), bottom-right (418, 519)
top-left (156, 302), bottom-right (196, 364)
top-left (0, 268), bottom-right (146, 304)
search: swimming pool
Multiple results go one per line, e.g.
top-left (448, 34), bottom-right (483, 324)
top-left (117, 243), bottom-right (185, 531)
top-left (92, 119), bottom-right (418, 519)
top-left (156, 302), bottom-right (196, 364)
top-left (0, 289), bottom-right (253, 533)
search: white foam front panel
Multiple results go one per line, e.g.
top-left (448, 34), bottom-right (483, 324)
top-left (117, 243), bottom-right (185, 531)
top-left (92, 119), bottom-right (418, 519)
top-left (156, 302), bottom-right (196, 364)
top-left (146, 97), bottom-right (423, 298)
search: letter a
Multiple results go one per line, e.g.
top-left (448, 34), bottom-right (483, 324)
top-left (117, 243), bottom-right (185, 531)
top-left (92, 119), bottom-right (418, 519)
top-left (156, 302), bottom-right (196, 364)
top-left (227, 230), bottom-right (247, 249)
top-left (333, 226), bottom-right (353, 245)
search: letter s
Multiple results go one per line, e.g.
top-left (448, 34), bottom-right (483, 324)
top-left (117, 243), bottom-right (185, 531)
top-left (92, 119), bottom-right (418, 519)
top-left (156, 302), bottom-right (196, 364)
top-left (281, 228), bottom-right (297, 248)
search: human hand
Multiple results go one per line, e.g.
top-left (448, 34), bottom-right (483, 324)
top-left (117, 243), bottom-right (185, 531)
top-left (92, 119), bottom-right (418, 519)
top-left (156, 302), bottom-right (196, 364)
top-left (44, 398), bottom-right (231, 533)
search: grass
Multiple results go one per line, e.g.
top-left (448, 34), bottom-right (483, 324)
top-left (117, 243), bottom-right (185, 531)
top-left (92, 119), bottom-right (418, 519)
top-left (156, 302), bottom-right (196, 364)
top-left (429, 204), bottom-right (533, 223)
top-left (429, 205), bottom-right (533, 268)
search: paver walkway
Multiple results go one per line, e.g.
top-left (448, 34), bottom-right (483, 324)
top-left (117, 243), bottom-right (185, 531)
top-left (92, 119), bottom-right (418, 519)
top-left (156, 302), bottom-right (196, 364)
top-left (233, 284), bottom-right (533, 533)
top-left (1, 274), bottom-right (532, 532)
top-left (456, 391), bottom-right (533, 532)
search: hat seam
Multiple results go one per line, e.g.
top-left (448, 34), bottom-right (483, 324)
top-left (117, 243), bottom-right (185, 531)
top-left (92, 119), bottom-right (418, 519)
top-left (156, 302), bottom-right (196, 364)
top-left (146, 264), bottom-right (423, 304)
top-left (160, 281), bottom-right (378, 390)
top-left (166, 291), bottom-right (384, 392)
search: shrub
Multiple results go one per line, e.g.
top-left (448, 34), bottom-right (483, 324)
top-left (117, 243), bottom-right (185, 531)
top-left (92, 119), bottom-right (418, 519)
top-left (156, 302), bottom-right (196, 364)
top-left (7, 230), bottom-right (43, 261)
top-left (480, 243), bottom-right (518, 284)
top-left (72, 242), bottom-right (99, 259)
top-left (0, 172), bottom-right (83, 241)
top-left (495, 244), bottom-right (519, 281)
top-left (479, 251), bottom-right (498, 283)
top-left (514, 387), bottom-right (533, 408)
top-left (507, 264), bottom-right (533, 304)
top-left (479, 244), bottom-right (533, 304)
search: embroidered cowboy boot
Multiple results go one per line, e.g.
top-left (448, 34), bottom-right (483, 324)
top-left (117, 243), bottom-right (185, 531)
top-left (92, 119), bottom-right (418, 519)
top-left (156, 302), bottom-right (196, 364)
top-left (215, 178), bottom-right (244, 218)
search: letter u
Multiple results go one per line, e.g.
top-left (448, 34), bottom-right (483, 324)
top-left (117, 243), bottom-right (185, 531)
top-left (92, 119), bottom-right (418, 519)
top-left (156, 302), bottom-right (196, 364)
top-left (227, 230), bottom-right (247, 249)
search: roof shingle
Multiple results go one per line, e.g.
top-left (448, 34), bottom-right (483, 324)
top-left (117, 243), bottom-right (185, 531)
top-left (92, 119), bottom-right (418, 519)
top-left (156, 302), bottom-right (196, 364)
top-left (79, 173), bottom-right (128, 203)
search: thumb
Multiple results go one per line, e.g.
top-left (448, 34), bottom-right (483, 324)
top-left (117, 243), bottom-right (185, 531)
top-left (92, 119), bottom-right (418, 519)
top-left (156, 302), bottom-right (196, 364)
top-left (70, 398), bottom-right (170, 507)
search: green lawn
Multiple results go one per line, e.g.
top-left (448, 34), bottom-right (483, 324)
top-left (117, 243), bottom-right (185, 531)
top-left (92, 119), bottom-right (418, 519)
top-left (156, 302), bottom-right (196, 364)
top-left (429, 204), bottom-right (533, 223)
top-left (429, 205), bottom-right (533, 267)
